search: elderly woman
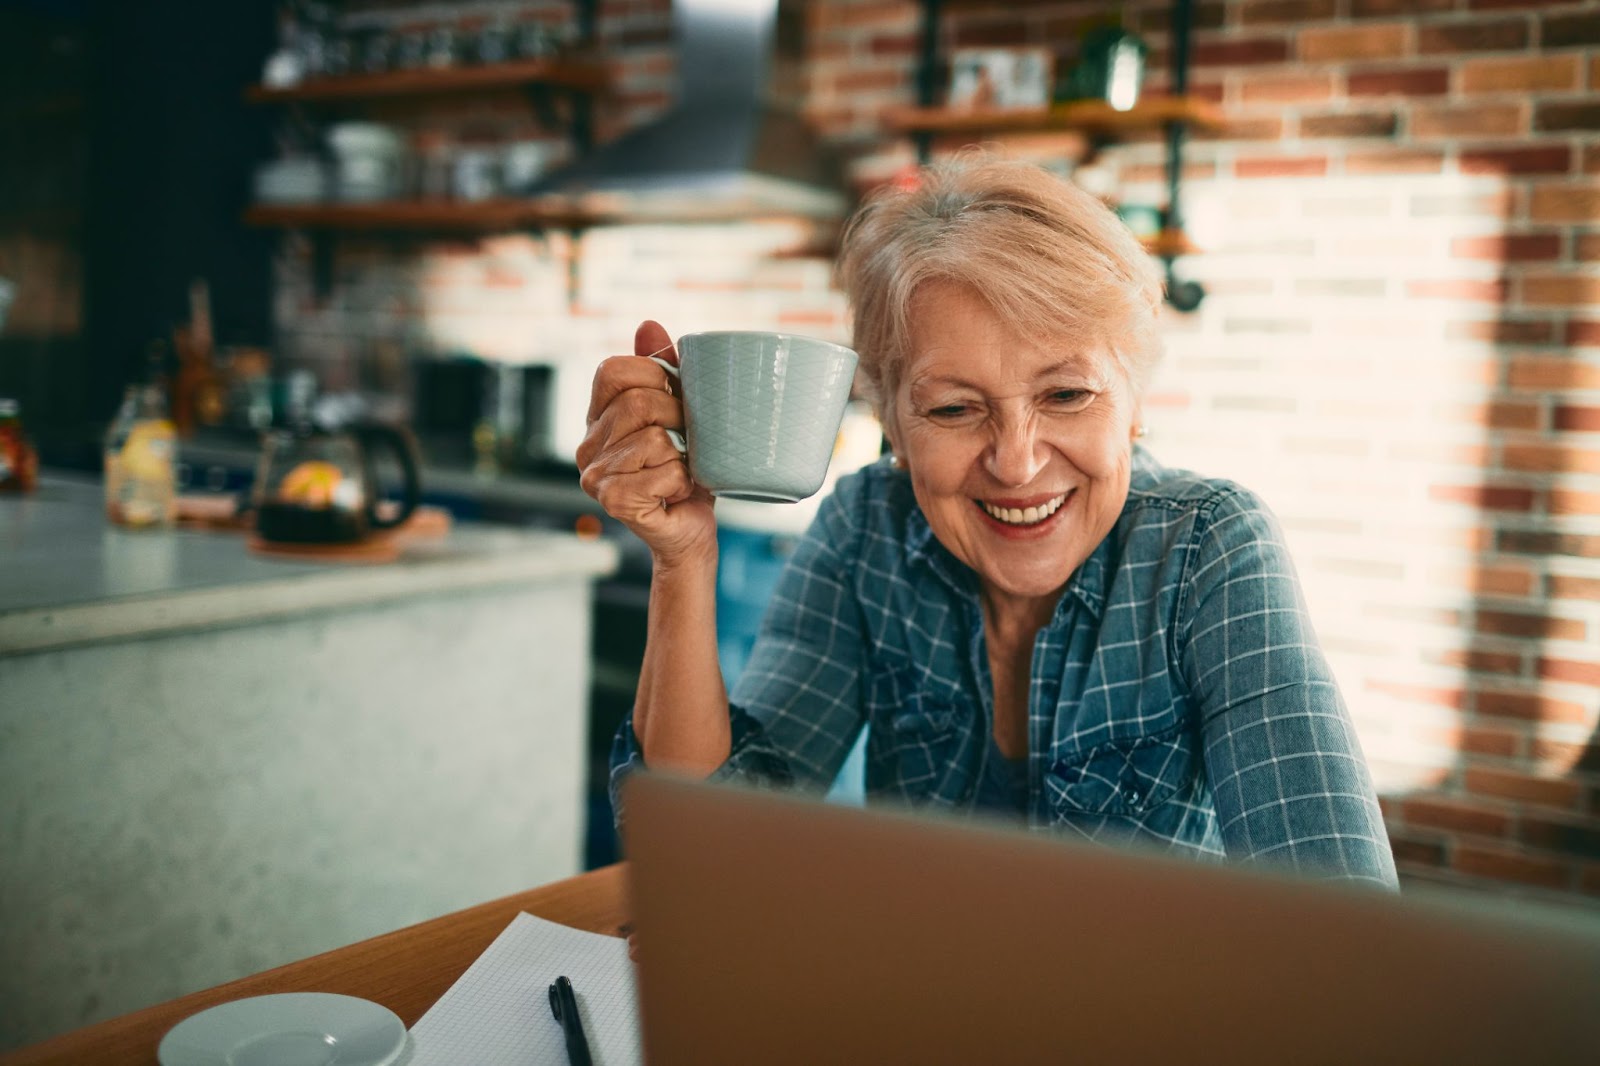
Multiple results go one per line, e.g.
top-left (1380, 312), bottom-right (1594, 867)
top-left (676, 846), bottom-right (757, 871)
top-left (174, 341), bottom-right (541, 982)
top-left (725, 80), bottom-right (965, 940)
top-left (578, 158), bottom-right (1397, 887)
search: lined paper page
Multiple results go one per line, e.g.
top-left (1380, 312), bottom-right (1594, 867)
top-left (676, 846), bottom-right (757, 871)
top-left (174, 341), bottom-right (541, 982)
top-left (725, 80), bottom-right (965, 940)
top-left (404, 912), bottom-right (641, 1066)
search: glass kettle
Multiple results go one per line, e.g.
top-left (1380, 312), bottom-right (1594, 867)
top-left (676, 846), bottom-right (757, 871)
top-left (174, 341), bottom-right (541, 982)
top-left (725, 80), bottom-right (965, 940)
top-left (253, 421), bottom-right (422, 544)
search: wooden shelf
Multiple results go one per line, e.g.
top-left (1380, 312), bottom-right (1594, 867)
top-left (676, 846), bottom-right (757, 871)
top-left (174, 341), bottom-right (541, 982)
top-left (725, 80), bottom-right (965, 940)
top-left (882, 95), bottom-right (1223, 138)
top-left (245, 198), bottom-right (857, 232)
top-left (1140, 229), bottom-right (1196, 258)
top-left (243, 199), bottom-right (604, 231)
top-left (244, 57), bottom-right (611, 104)
top-left (626, 225), bottom-right (1191, 262)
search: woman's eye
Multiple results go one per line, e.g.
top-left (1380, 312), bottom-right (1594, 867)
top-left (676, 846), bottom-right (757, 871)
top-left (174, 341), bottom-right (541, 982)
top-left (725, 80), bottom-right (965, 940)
top-left (1048, 389), bottom-right (1090, 406)
top-left (927, 404), bottom-right (973, 420)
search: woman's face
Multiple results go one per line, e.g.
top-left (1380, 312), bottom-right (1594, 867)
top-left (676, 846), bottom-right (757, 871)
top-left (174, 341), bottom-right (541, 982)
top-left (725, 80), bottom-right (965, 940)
top-left (888, 280), bottom-right (1140, 611)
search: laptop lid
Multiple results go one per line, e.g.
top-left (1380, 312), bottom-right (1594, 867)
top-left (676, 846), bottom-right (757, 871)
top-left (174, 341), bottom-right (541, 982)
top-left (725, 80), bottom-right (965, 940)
top-left (624, 772), bottom-right (1600, 1066)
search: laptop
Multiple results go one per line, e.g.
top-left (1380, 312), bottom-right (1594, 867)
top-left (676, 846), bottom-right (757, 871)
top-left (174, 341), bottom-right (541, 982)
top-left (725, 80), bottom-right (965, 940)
top-left (623, 772), bottom-right (1600, 1066)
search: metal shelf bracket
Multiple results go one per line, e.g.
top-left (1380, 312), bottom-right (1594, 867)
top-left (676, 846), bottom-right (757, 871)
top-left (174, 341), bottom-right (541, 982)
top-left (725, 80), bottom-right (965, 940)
top-left (1161, 0), bottom-right (1204, 312)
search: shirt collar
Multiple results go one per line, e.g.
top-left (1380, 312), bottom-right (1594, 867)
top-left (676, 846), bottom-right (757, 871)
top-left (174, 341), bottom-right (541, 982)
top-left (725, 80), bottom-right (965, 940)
top-left (901, 484), bottom-right (1114, 623)
top-left (1059, 532), bottom-right (1111, 621)
top-left (903, 502), bottom-right (979, 599)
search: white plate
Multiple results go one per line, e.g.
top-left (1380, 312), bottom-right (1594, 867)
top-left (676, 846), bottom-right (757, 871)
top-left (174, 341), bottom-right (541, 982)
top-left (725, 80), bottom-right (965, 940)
top-left (157, 992), bottom-right (406, 1066)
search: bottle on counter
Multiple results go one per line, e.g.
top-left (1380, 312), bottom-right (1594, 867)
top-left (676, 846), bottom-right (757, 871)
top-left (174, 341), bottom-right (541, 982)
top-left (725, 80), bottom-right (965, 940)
top-left (0, 397), bottom-right (39, 493)
top-left (172, 278), bottom-right (226, 437)
top-left (104, 382), bottom-right (178, 528)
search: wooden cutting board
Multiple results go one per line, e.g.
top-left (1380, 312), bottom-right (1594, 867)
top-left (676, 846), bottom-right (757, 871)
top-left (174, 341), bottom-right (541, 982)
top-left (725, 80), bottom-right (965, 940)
top-left (245, 504), bottom-right (452, 564)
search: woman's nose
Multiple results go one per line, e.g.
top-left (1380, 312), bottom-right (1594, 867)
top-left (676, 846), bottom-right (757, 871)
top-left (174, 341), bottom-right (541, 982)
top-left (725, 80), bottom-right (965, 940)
top-left (985, 419), bottom-right (1047, 486)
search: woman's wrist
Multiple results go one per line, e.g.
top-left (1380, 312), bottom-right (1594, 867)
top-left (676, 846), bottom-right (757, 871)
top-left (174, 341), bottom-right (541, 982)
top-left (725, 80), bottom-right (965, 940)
top-left (651, 538), bottom-right (719, 581)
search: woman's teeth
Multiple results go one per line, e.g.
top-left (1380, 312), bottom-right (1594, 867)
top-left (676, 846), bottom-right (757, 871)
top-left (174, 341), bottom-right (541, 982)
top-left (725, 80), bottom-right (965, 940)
top-left (981, 493), bottom-right (1067, 526)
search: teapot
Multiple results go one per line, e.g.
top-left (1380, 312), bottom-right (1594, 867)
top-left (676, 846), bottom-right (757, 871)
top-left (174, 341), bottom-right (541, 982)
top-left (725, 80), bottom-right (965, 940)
top-left (253, 421), bottom-right (422, 544)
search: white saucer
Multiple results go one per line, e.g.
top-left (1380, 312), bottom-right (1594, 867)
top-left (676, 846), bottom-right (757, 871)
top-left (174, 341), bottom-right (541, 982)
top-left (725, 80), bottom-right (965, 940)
top-left (157, 992), bottom-right (406, 1066)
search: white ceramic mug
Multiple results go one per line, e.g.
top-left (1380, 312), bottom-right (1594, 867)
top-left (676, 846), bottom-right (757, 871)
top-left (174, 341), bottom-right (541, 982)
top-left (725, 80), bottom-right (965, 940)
top-left (650, 331), bottom-right (859, 503)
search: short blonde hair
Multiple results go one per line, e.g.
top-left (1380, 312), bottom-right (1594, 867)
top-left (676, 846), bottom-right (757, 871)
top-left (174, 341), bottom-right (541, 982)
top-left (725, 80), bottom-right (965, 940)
top-left (834, 155), bottom-right (1164, 423)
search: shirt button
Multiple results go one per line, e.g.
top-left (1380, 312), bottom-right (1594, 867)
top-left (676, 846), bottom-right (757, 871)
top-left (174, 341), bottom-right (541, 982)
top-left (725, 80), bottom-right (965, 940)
top-left (1123, 786), bottom-right (1142, 806)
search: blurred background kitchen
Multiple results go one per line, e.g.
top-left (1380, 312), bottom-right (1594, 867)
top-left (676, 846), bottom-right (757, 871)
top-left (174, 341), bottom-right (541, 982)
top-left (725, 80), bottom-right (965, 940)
top-left (2, 0), bottom-right (1598, 1051)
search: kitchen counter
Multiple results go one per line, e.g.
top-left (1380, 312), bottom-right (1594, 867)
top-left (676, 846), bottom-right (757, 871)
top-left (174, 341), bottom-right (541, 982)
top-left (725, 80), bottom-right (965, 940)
top-left (0, 475), bottom-right (619, 1051)
top-left (0, 474), bottom-right (617, 655)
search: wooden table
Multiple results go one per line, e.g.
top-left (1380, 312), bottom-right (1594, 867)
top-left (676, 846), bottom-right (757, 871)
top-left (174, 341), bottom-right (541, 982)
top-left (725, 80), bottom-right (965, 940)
top-left (0, 864), bottom-right (629, 1066)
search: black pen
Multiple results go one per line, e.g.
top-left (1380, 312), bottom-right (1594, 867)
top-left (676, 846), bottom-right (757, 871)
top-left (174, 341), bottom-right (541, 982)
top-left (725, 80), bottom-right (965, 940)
top-left (548, 974), bottom-right (594, 1066)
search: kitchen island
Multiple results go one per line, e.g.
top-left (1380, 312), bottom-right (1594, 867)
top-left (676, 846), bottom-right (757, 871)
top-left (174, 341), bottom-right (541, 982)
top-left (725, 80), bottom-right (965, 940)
top-left (0, 475), bottom-right (618, 1052)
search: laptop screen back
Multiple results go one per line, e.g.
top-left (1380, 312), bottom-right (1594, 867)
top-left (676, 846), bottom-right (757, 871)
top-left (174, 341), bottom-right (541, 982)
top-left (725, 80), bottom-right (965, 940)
top-left (625, 772), bottom-right (1600, 1066)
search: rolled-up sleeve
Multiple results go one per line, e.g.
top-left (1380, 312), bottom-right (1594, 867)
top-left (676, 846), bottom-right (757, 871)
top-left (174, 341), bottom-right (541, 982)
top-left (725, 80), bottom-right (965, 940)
top-left (1178, 488), bottom-right (1399, 889)
top-left (609, 476), bottom-right (872, 826)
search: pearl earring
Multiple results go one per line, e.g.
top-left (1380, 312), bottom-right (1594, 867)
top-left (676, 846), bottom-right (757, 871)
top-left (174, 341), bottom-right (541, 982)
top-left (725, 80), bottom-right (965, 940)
top-left (889, 454), bottom-right (902, 469)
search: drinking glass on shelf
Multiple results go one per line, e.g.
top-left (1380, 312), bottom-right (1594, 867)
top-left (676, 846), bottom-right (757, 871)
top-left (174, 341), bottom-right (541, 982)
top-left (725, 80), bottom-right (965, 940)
top-left (475, 16), bottom-right (513, 65)
top-left (393, 27), bottom-right (428, 70)
top-left (322, 34), bottom-right (352, 77)
top-left (452, 146), bottom-right (501, 202)
top-left (546, 22), bottom-right (580, 54)
top-left (294, 0), bottom-right (334, 76)
top-left (502, 140), bottom-right (563, 194)
top-left (515, 21), bottom-right (554, 59)
top-left (426, 25), bottom-right (458, 69)
top-left (357, 29), bottom-right (392, 74)
top-left (414, 130), bottom-right (454, 200)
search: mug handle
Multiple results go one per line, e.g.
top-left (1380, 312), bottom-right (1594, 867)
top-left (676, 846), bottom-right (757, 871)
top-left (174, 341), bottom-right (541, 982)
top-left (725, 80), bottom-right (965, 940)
top-left (358, 423), bottom-right (423, 530)
top-left (646, 356), bottom-right (687, 455)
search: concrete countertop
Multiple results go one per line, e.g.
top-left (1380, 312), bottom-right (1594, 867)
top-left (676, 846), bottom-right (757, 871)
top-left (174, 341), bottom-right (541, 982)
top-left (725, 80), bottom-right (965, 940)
top-left (0, 475), bottom-right (619, 656)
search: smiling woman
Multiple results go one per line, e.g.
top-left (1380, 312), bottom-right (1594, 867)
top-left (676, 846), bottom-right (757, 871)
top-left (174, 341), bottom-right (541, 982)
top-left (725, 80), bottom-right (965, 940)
top-left (580, 156), bottom-right (1399, 889)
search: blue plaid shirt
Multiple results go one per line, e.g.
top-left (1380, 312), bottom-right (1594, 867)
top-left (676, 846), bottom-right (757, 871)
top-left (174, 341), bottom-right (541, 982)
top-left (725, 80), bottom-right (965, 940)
top-left (613, 448), bottom-right (1399, 888)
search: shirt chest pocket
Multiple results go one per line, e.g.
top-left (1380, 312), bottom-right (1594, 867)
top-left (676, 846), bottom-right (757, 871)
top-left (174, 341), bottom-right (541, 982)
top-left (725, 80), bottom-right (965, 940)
top-left (1043, 724), bottom-right (1195, 820)
top-left (867, 667), bottom-right (968, 802)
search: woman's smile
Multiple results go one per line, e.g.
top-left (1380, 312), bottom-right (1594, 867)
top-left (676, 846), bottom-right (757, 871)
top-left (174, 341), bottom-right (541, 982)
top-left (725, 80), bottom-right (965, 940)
top-left (975, 491), bottom-right (1072, 532)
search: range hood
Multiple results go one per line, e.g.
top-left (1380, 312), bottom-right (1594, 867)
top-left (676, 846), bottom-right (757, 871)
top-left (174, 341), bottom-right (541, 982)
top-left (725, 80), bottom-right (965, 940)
top-left (539, 0), bottom-right (847, 221)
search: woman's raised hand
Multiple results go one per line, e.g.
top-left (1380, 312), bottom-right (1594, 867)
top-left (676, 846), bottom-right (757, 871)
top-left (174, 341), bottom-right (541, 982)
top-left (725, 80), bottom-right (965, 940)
top-left (577, 320), bottom-right (717, 565)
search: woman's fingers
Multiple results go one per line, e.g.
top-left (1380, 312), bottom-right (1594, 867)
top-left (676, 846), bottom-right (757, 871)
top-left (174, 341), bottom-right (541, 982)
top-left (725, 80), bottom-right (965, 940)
top-left (582, 429), bottom-right (696, 521)
top-left (583, 418), bottom-right (687, 483)
top-left (577, 380), bottom-right (684, 470)
top-left (576, 320), bottom-right (717, 558)
top-left (586, 354), bottom-right (677, 427)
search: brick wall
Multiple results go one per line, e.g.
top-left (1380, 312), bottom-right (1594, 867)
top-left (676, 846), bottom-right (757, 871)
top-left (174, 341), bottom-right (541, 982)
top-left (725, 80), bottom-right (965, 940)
top-left (808, 0), bottom-right (1600, 906)
top-left (286, 0), bottom-right (1600, 905)
top-left (814, 0), bottom-right (1600, 905)
top-left (1110, 0), bottom-right (1600, 906)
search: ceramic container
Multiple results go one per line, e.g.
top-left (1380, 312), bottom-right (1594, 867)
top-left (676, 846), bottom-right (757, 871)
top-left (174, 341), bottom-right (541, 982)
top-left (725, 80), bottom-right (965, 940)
top-left (652, 331), bottom-right (858, 503)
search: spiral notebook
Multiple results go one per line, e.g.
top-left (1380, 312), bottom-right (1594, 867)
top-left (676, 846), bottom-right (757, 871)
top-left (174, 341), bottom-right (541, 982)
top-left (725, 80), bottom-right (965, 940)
top-left (400, 912), bottom-right (641, 1066)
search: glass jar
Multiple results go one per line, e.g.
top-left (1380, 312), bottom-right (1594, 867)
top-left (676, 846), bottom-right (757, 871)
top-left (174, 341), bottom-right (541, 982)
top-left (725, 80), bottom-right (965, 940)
top-left (0, 398), bottom-right (39, 493)
top-left (104, 384), bottom-right (178, 528)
